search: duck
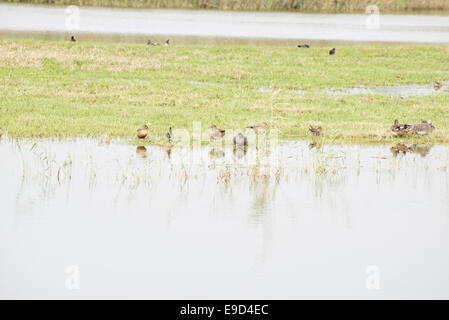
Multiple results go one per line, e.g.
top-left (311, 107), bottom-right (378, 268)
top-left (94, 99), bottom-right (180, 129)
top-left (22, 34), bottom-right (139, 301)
top-left (165, 127), bottom-right (173, 142)
top-left (147, 40), bottom-right (160, 46)
top-left (233, 133), bottom-right (248, 147)
top-left (329, 48), bottom-right (336, 55)
top-left (247, 122), bottom-right (268, 134)
top-left (165, 39), bottom-right (170, 46)
top-left (209, 125), bottom-right (225, 140)
top-left (390, 119), bottom-right (411, 137)
top-left (309, 125), bottom-right (322, 136)
top-left (136, 124), bottom-right (150, 139)
top-left (409, 120), bottom-right (435, 135)
top-left (434, 82), bottom-right (442, 90)
top-left (297, 44), bottom-right (309, 48)
top-left (70, 36), bottom-right (76, 42)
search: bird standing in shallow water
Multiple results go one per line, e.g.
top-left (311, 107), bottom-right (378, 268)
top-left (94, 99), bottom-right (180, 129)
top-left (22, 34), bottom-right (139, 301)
top-left (137, 125), bottom-right (150, 139)
top-left (329, 48), bottom-right (336, 55)
top-left (209, 125), bottom-right (225, 140)
top-left (247, 122), bottom-right (268, 134)
top-left (70, 36), bottom-right (76, 42)
top-left (309, 125), bottom-right (322, 136)
top-left (233, 133), bottom-right (248, 147)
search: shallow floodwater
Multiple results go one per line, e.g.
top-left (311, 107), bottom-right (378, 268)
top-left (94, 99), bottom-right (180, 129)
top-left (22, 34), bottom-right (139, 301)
top-left (0, 137), bottom-right (449, 299)
top-left (1, 4), bottom-right (449, 44)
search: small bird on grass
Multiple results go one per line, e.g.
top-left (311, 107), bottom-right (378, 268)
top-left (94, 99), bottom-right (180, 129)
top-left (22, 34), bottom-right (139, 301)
top-left (147, 40), bottom-right (160, 46)
top-left (137, 124), bottom-right (150, 139)
top-left (434, 82), bottom-right (442, 90)
top-left (309, 125), bottom-right (322, 136)
top-left (233, 133), bottom-right (248, 147)
top-left (297, 44), bottom-right (309, 48)
top-left (209, 125), bottom-right (225, 140)
top-left (165, 127), bottom-right (173, 142)
top-left (165, 39), bottom-right (170, 46)
top-left (329, 48), bottom-right (336, 55)
top-left (70, 36), bottom-right (76, 42)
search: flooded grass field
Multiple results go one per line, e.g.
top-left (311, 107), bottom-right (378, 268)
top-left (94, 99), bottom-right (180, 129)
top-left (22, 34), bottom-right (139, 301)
top-left (1, 2), bottom-right (449, 300)
top-left (1, 136), bottom-right (449, 298)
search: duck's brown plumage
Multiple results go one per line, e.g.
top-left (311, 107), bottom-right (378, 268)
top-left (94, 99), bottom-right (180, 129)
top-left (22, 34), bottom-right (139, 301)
top-left (309, 125), bottom-right (322, 136)
top-left (209, 125), bottom-right (225, 140)
top-left (137, 125), bottom-right (149, 139)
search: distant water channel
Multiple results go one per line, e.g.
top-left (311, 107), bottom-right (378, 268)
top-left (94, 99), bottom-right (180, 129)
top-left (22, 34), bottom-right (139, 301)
top-left (1, 4), bottom-right (449, 44)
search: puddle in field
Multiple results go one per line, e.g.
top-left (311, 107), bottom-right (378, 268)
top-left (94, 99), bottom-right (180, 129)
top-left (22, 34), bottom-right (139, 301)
top-left (202, 82), bottom-right (448, 97)
top-left (1, 137), bottom-right (449, 299)
top-left (325, 82), bottom-right (449, 97)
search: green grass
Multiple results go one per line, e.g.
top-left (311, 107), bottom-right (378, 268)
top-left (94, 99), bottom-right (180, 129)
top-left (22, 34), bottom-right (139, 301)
top-left (3, 0), bottom-right (449, 14)
top-left (0, 39), bottom-right (449, 144)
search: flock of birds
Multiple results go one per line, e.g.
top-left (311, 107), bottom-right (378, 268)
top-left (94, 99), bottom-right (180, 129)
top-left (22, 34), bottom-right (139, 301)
top-left (134, 118), bottom-right (435, 147)
top-left (67, 36), bottom-right (439, 144)
top-left (136, 122), bottom-right (270, 147)
top-left (390, 119), bottom-right (435, 136)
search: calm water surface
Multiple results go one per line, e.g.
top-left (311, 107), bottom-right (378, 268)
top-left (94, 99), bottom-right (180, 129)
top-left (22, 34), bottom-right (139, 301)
top-left (0, 137), bottom-right (448, 299)
top-left (1, 4), bottom-right (449, 44)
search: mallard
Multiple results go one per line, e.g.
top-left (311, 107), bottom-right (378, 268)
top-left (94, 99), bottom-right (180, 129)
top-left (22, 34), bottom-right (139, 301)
top-left (329, 48), bottom-right (336, 55)
top-left (137, 124), bottom-right (149, 139)
top-left (209, 125), bottom-right (225, 140)
top-left (233, 133), bottom-right (248, 147)
top-left (390, 119), bottom-right (411, 137)
top-left (309, 125), bottom-right (322, 136)
top-left (247, 122), bottom-right (268, 134)
top-left (409, 121), bottom-right (435, 135)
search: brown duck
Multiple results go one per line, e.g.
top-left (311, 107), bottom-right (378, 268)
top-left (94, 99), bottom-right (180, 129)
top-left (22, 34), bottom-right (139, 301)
top-left (233, 133), bottom-right (248, 147)
top-left (390, 119), bottom-right (411, 137)
top-left (409, 121), bottom-right (435, 135)
top-left (147, 40), bottom-right (160, 46)
top-left (309, 125), bottom-right (322, 136)
top-left (137, 125), bottom-right (149, 139)
top-left (209, 125), bottom-right (225, 140)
